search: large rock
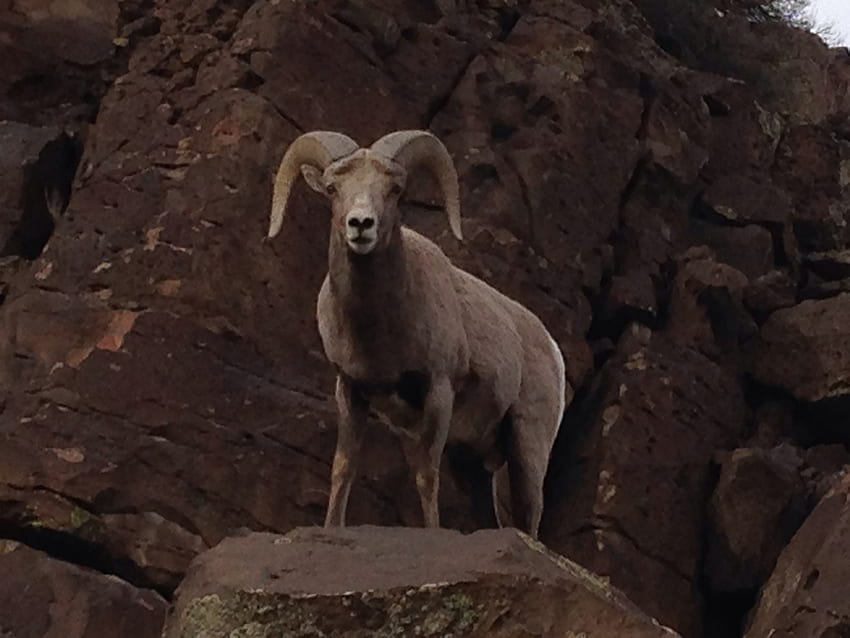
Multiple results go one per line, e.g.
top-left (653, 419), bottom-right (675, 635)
top-left (0, 0), bottom-right (124, 125)
top-left (632, 0), bottom-right (850, 125)
top-left (1, 0), bottom-right (120, 65)
top-left (0, 539), bottom-right (166, 638)
top-left (748, 294), bottom-right (850, 403)
top-left (163, 526), bottom-right (680, 638)
top-left (705, 445), bottom-right (808, 593)
top-left (542, 324), bottom-right (747, 636)
top-left (773, 125), bottom-right (850, 253)
top-left (745, 472), bottom-right (850, 638)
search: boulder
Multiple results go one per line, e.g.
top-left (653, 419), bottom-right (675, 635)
top-left (703, 174), bottom-right (793, 227)
top-left (163, 526), bottom-right (680, 638)
top-left (1, 0), bottom-right (120, 66)
top-left (665, 248), bottom-right (755, 353)
top-left (773, 125), bottom-right (850, 253)
top-left (745, 472), bottom-right (850, 638)
top-left (705, 445), bottom-right (807, 593)
top-left (542, 324), bottom-right (747, 636)
top-left (748, 294), bottom-right (850, 403)
top-left (688, 221), bottom-right (775, 280)
top-left (0, 0), bottom-right (123, 125)
top-left (743, 271), bottom-right (797, 320)
top-left (0, 539), bottom-right (166, 638)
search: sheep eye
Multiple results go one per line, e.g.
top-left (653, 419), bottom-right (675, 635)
top-left (390, 183), bottom-right (403, 196)
top-left (325, 183), bottom-right (337, 196)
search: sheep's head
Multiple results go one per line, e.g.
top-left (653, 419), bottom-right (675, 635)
top-left (301, 149), bottom-right (406, 255)
top-left (268, 130), bottom-right (462, 256)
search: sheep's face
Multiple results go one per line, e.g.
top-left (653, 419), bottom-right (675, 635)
top-left (302, 151), bottom-right (406, 256)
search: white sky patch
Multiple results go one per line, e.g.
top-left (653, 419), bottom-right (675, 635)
top-left (810, 0), bottom-right (850, 46)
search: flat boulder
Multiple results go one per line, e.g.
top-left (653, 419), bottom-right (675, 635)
top-left (164, 526), bottom-right (679, 638)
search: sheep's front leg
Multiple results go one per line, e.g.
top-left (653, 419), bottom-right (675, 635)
top-left (403, 375), bottom-right (454, 528)
top-left (325, 375), bottom-right (368, 527)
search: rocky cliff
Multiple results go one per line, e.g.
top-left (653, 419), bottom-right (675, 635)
top-left (1, 1), bottom-right (849, 637)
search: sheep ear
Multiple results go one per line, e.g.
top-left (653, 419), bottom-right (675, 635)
top-left (300, 165), bottom-right (326, 194)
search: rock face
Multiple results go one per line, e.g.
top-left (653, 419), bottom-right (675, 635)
top-left (0, 0), bottom-right (125, 125)
top-left (745, 472), bottom-right (850, 638)
top-left (0, 539), bottom-right (166, 638)
top-left (543, 324), bottom-right (747, 636)
top-left (1, 0), bottom-right (850, 636)
top-left (705, 446), bottom-right (808, 593)
top-left (164, 526), bottom-right (680, 638)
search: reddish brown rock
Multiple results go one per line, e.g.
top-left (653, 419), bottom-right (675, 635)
top-left (745, 472), bottom-right (850, 638)
top-left (1, 1), bottom-right (850, 634)
top-left (633, 1), bottom-right (850, 125)
top-left (543, 325), bottom-right (747, 635)
top-left (0, 306), bottom-right (416, 591)
top-left (616, 167), bottom-right (692, 286)
top-left (773, 125), bottom-right (850, 252)
top-left (0, 0), bottom-right (124, 125)
top-left (164, 527), bottom-right (680, 638)
top-left (688, 221), bottom-right (775, 280)
top-left (0, 540), bottom-right (166, 638)
top-left (703, 174), bottom-right (793, 227)
top-left (665, 248), bottom-right (755, 354)
top-left (706, 445), bottom-right (807, 593)
top-left (748, 294), bottom-right (850, 404)
top-left (1, 0), bottom-right (119, 65)
top-left (743, 271), bottom-right (797, 320)
top-left (429, 10), bottom-right (646, 383)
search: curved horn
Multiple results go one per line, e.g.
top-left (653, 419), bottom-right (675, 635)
top-left (268, 131), bottom-right (359, 239)
top-left (370, 130), bottom-right (462, 240)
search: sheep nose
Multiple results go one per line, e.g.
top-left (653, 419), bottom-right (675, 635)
top-left (347, 215), bottom-right (375, 230)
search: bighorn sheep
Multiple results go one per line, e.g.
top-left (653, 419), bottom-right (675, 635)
top-left (268, 129), bottom-right (566, 539)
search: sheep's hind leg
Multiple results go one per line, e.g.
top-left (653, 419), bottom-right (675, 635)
top-left (491, 465), bottom-right (512, 530)
top-left (325, 375), bottom-right (368, 527)
top-left (402, 375), bottom-right (454, 528)
top-left (504, 409), bottom-right (552, 540)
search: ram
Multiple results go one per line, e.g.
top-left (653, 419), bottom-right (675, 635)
top-left (268, 129), bottom-right (566, 539)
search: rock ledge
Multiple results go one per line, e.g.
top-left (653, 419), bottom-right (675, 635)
top-left (164, 525), bottom-right (680, 637)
